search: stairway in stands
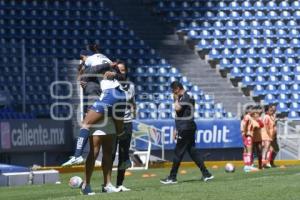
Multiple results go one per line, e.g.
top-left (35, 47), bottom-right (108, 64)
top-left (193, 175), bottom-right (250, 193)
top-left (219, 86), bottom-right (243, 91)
top-left (102, 0), bottom-right (254, 114)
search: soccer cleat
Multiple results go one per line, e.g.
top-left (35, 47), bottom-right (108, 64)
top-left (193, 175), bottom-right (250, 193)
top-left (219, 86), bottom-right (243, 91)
top-left (244, 165), bottom-right (259, 172)
top-left (118, 159), bottom-right (132, 170)
top-left (263, 163), bottom-right (272, 169)
top-left (62, 156), bottom-right (84, 167)
top-left (160, 177), bottom-right (177, 184)
top-left (270, 164), bottom-right (277, 168)
top-left (249, 166), bottom-right (259, 171)
top-left (103, 183), bottom-right (121, 193)
top-left (202, 174), bottom-right (214, 182)
top-left (117, 185), bottom-right (131, 192)
top-left (244, 165), bottom-right (251, 172)
top-left (80, 185), bottom-right (95, 195)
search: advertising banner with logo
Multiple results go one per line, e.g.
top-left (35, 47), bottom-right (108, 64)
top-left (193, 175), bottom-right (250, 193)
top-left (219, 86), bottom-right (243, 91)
top-left (0, 120), bottom-right (73, 152)
top-left (133, 119), bottom-right (242, 150)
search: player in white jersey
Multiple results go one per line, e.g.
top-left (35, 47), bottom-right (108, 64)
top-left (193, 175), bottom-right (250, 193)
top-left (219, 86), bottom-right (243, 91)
top-left (62, 44), bottom-right (127, 167)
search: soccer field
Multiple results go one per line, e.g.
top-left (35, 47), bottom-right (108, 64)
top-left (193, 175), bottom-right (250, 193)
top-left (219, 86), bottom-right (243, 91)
top-left (1, 166), bottom-right (300, 200)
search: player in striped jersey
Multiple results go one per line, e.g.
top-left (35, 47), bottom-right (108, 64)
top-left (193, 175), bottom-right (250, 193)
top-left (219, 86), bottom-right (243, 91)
top-left (112, 60), bottom-right (136, 192)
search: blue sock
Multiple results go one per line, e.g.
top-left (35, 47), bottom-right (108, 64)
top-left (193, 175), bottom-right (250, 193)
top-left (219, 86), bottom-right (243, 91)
top-left (74, 128), bottom-right (90, 157)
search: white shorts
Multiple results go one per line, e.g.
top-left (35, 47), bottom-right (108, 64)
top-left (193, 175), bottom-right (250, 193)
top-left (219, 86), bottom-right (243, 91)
top-left (91, 117), bottom-right (116, 136)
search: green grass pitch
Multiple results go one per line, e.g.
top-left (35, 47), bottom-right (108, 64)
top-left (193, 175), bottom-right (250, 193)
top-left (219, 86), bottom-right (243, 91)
top-left (1, 165), bottom-right (300, 200)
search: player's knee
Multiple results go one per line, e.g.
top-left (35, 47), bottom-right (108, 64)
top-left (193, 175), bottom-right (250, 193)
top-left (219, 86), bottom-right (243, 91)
top-left (93, 149), bottom-right (100, 159)
top-left (102, 154), bottom-right (112, 165)
top-left (188, 147), bottom-right (197, 155)
top-left (173, 157), bottom-right (181, 163)
top-left (244, 136), bottom-right (253, 147)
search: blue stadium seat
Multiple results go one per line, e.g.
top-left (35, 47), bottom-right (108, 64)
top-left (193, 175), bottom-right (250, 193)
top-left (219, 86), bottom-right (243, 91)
top-left (291, 83), bottom-right (300, 93)
top-left (254, 76), bottom-right (267, 85)
top-left (277, 84), bottom-right (290, 94)
top-left (291, 93), bottom-right (300, 103)
top-left (265, 85), bottom-right (278, 95)
top-left (138, 112), bottom-right (149, 119)
top-left (290, 102), bottom-right (300, 111)
top-left (281, 75), bottom-right (293, 85)
top-left (288, 111), bottom-right (299, 119)
top-left (264, 94), bottom-right (277, 104)
top-left (276, 102), bottom-right (289, 113)
top-left (278, 94), bottom-right (290, 103)
top-left (252, 85), bottom-right (266, 96)
top-left (241, 76), bottom-right (254, 87)
top-left (230, 67), bottom-right (243, 79)
top-left (214, 112), bottom-right (224, 119)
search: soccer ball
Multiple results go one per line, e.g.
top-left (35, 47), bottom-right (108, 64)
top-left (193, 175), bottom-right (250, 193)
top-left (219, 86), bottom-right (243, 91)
top-left (225, 163), bottom-right (235, 173)
top-left (69, 176), bottom-right (83, 189)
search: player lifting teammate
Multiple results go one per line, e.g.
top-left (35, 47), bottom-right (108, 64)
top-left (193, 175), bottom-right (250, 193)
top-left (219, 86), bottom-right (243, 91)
top-left (62, 44), bottom-right (127, 167)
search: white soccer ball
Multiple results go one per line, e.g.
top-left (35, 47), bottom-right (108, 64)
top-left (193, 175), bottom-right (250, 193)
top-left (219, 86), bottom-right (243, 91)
top-left (225, 163), bottom-right (235, 173)
top-left (69, 176), bottom-right (83, 189)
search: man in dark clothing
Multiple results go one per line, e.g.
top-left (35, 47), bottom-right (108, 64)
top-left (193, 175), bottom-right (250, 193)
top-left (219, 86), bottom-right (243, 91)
top-left (160, 81), bottom-right (214, 184)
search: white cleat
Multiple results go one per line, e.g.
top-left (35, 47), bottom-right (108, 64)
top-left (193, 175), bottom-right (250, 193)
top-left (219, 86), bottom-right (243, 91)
top-left (117, 185), bottom-right (131, 192)
top-left (61, 156), bottom-right (84, 167)
top-left (244, 165), bottom-right (259, 172)
top-left (103, 183), bottom-right (121, 193)
top-left (202, 175), bottom-right (214, 182)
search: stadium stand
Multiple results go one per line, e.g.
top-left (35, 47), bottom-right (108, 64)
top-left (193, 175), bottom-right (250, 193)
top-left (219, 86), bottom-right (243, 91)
top-left (0, 0), bottom-right (233, 119)
top-left (152, 0), bottom-right (300, 118)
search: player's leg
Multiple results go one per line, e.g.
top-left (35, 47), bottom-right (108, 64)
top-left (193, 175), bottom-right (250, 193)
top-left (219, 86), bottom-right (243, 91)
top-left (262, 140), bottom-right (271, 168)
top-left (269, 138), bottom-right (279, 167)
top-left (62, 89), bottom-right (121, 167)
top-left (253, 142), bottom-right (263, 169)
top-left (243, 136), bottom-right (257, 172)
top-left (243, 136), bottom-right (252, 166)
top-left (81, 135), bottom-right (102, 195)
top-left (117, 122), bottom-right (132, 170)
top-left (161, 132), bottom-right (188, 184)
top-left (112, 88), bottom-right (127, 138)
top-left (187, 132), bottom-right (213, 181)
top-left (102, 134), bottom-right (120, 193)
top-left (102, 135), bottom-right (113, 186)
top-left (116, 122), bottom-right (132, 191)
top-left (62, 109), bottom-right (104, 167)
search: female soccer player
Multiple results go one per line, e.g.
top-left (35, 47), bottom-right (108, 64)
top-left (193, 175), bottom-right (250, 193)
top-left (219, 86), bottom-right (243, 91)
top-left (81, 61), bottom-right (134, 194)
top-left (252, 106), bottom-right (264, 169)
top-left (261, 105), bottom-right (276, 168)
top-left (112, 61), bottom-right (135, 191)
top-left (241, 105), bottom-right (259, 172)
top-left (62, 44), bottom-right (127, 167)
top-left (269, 105), bottom-right (279, 167)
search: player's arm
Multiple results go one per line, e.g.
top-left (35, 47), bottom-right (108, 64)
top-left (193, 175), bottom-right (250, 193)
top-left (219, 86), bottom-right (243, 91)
top-left (243, 116), bottom-right (251, 136)
top-left (264, 116), bottom-right (272, 136)
top-left (131, 85), bottom-right (137, 118)
top-left (173, 128), bottom-right (177, 141)
top-left (103, 65), bottom-right (126, 81)
top-left (83, 63), bottom-right (111, 75)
